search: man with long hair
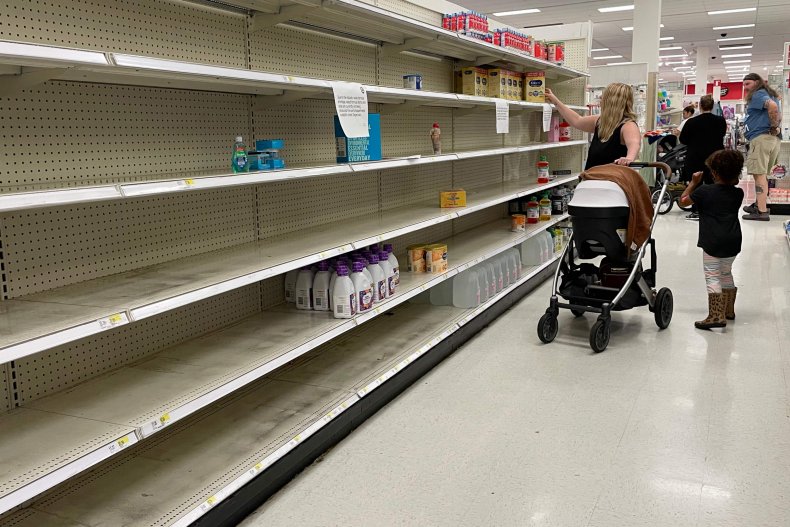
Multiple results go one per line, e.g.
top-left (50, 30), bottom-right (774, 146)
top-left (742, 73), bottom-right (781, 221)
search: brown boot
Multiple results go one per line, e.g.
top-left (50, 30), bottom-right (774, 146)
top-left (695, 293), bottom-right (727, 330)
top-left (722, 287), bottom-right (737, 320)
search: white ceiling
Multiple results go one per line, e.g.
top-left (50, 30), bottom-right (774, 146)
top-left (456, 0), bottom-right (790, 84)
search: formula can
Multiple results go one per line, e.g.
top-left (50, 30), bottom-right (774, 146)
top-left (403, 74), bottom-right (423, 90)
top-left (511, 214), bottom-right (526, 232)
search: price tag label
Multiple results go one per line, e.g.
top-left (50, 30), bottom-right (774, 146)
top-left (98, 312), bottom-right (129, 330)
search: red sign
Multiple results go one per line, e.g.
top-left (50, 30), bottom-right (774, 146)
top-left (684, 82), bottom-right (743, 100)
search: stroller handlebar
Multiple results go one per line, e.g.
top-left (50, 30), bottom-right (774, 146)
top-left (628, 161), bottom-right (672, 181)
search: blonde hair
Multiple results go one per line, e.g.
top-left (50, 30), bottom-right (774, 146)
top-left (598, 82), bottom-right (637, 142)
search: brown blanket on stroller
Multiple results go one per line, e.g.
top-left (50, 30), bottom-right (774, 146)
top-left (580, 164), bottom-right (654, 254)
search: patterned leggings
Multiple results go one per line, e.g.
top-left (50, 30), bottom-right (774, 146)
top-left (703, 252), bottom-right (736, 294)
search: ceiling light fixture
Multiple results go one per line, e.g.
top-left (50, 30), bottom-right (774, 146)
top-left (592, 55), bottom-right (623, 59)
top-left (717, 36), bottom-right (753, 42)
top-left (708, 7), bottom-right (756, 15)
top-left (492, 8), bottom-right (541, 16)
top-left (719, 44), bottom-right (753, 50)
top-left (591, 48), bottom-right (610, 52)
top-left (660, 36), bottom-right (674, 41)
top-left (721, 53), bottom-right (752, 58)
top-left (623, 24), bottom-right (663, 31)
top-left (712, 24), bottom-right (755, 30)
top-left (607, 61), bottom-right (633, 65)
top-left (660, 54), bottom-right (688, 58)
top-left (664, 60), bottom-right (692, 65)
top-left (723, 59), bottom-right (751, 63)
top-left (599, 5), bottom-right (634, 12)
top-left (660, 46), bottom-right (682, 50)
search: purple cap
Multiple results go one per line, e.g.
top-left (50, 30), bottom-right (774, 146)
top-left (302, 266), bottom-right (312, 271)
top-left (383, 244), bottom-right (393, 252)
top-left (355, 256), bottom-right (369, 265)
top-left (369, 244), bottom-right (380, 253)
top-left (379, 251), bottom-right (390, 261)
top-left (368, 253), bottom-right (379, 264)
top-left (317, 261), bottom-right (330, 271)
top-left (352, 261), bottom-right (365, 273)
top-left (336, 265), bottom-right (349, 276)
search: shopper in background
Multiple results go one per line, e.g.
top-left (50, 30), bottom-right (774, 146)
top-left (741, 72), bottom-right (781, 221)
top-left (546, 83), bottom-right (641, 169)
top-left (672, 105), bottom-right (696, 136)
top-left (679, 95), bottom-right (727, 220)
top-left (679, 150), bottom-right (744, 330)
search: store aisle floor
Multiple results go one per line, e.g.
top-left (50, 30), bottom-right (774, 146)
top-left (241, 213), bottom-right (789, 527)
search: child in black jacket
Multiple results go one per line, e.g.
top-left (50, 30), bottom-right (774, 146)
top-left (679, 150), bottom-right (744, 329)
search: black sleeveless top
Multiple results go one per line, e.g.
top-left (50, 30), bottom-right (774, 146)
top-left (585, 121), bottom-right (628, 170)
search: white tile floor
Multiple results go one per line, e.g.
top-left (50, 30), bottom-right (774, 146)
top-left (241, 211), bottom-right (790, 527)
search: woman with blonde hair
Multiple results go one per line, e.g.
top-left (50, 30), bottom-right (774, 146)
top-left (546, 82), bottom-right (641, 169)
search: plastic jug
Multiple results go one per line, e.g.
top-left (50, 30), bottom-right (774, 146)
top-left (351, 261), bottom-right (373, 313)
top-left (284, 269), bottom-right (299, 303)
top-left (367, 253), bottom-right (387, 304)
top-left (312, 261), bottom-right (332, 311)
top-left (332, 267), bottom-right (356, 319)
top-left (295, 267), bottom-right (314, 310)
top-left (507, 248), bottom-right (522, 283)
top-left (453, 268), bottom-right (480, 308)
top-left (383, 244), bottom-right (400, 289)
top-left (476, 265), bottom-right (490, 303)
top-left (430, 277), bottom-right (454, 306)
top-left (378, 251), bottom-right (396, 298)
top-left (520, 236), bottom-right (542, 266)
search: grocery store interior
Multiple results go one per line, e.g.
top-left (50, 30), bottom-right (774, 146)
top-left (0, 1), bottom-right (788, 526)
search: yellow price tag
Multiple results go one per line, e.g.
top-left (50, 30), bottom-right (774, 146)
top-left (293, 434), bottom-right (302, 443)
top-left (184, 178), bottom-right (195, 186)
top-left (160, 413), bottom-right (171, 425)
top-left (255, 463), bottom-right (263, 471)
top-left (117, 436), bottom-right (130, 448)
top-left (108, 314), bottom-right (123, 324)
top-left (207, 496), bottom-right (217, 505)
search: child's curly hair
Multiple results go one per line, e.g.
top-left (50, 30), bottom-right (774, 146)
top-left (705, 149), bottom-right (744, 184)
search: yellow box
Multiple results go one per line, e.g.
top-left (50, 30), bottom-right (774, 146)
top-left (425, 244), bottom-right (448, 274)
top-left (507, 70), bottom-right (519, 100)
top-left (440, 189), bottom-right (467, 208)
top-left (460, 67), bottom-right (488, 97)
top-left (524, 71), bottom-right (546, 102)
top-left (406, 244), bottom-right (427, 273)
top-left (487, 68), bottom-right (508, 99)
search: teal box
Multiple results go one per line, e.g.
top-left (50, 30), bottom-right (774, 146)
top-left (334, 114), bottom-right (382, 163)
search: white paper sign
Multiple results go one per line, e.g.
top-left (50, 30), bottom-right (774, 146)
top-left (542, 103), bottom-right (552, 132)
top-left (332, 82), bottom-right (369, 138)
top-left (495, 100), bottom-right (509, 134)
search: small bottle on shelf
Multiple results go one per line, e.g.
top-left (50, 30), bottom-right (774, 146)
top-left (231, 136), bottom-right (248, 173)
top-left (430, 122), bottom-right (442, 155)
top-left (332, 266), bottom-right (356, 319)
top-left (539, 193), bottom-right (552, 221)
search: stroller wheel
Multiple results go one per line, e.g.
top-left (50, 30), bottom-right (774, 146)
top-left (589, 319), bottom-right (610, 353)
top-left (537, 312), bottom-right (559, 343)
top-left (571, 309), bottom-right (585, 318)
top-left (651, 188), bottom-right (673, 215)
top-left (654, 287), bottom-right (674, 329)
top-left (677, 200), bottom-right (693, 212)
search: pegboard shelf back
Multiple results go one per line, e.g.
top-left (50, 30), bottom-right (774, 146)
top-left (0, 212), bottom-right (570, 516)
top-left (0, 174), bottom-right (578, 364)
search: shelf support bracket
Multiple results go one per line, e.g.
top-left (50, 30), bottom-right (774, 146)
top-left (253, 90), bottom-right (323, 111)
top-left (379, 100), bottom-right (424, 115)
top-left (252, 4), bottom-right (320, 31)
top-left (381, 37), bottom-right (435, 57)
top-left (0, 67), bottom-right (69, 96)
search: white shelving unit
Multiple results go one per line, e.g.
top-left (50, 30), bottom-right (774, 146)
top-left (0, 0), bottom-right (589, 523)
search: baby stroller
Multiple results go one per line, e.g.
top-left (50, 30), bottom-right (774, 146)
top-left (537, 162), bottom-right (674, 352)
top-left (652, 142), bottom-right (692, 214)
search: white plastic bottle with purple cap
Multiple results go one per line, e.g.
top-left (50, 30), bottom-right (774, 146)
top-left (284, 269), bottom-right (299, 303)
top-left (378, 251), bottom-right (395, 298)
top-left (366, 253), bottom-right (387, 303)
top-left (332, 266), bottom-right (356, 319)
top-left (351, 261), bottom-right (373, 313)
top-left (354, 256), bottom-right (375, 292)
top-left (295, 267), bottom-right (314, 310)
top-left (383, 244), bottom-right (400, 289)
top-left (312, 261), bottom-right (332, 311)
